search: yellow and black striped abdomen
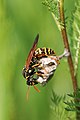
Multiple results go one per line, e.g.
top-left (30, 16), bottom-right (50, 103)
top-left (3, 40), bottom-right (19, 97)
top-left (34, 47), bottom-right (56, 58)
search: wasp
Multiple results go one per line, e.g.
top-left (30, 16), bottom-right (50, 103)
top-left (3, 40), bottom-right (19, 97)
top-left (22, 34), bottom-right (69, 94)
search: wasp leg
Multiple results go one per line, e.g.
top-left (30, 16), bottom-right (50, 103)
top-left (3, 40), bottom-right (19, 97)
top-left (26, 76), bottom-right (29, 80)
top-left (35, 72), bottom-right (47, 78)
top-left (32, 82), bottom-right (40, 92)
top-left (32, 63), bottom-right (41, 68)
top-left (35, 53), bottom-right (48, 58)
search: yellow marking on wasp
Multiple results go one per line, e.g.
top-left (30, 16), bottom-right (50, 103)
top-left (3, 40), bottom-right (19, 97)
top-left (43, 47), bottom-right (46, 54)
top-left (26, 69), bottom-right (28, 72)
top-left (36, 48), bottom-right (42, 54)
top-left (35, 72), bottom-right (46, 78)
top-left (45, 54), bottom-right (48, 57)
top-left (26, 76), bottom-right (29, 80)
top-left (41, 67), bottom-right (48, 74)
top-left (32, 63), bottom-right (40, 68)
top-left (48, 48), bottom-right (50, 54)
top-left (56, 57), bottom-right (60, 64)
top-left (48, 56), bottom-right (60, 65)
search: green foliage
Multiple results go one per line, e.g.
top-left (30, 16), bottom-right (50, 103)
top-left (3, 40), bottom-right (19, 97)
top-left (0, 0), bottom-right (56, 120)
top-left (1, 0), bottom-right (80, 120)
top-left (65, 89), bottom-right (80, 113)
top-left (42, 0), bottom-right (62, 30)
top-left (42, 0), bottom-right (59, 15)
top-left (69, 0), bottom-right (80, 77)
top-left (43, 0), bottom-right (80, 119)
top-left (50, 91), bottom-right (76, 120)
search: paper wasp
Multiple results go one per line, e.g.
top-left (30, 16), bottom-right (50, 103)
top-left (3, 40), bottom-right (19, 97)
top-left (22, 34), bottom-right (69, 95)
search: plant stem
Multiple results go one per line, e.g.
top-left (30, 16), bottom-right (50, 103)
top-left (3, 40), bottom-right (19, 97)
top-left (58, 0), bottom-right (78, 93)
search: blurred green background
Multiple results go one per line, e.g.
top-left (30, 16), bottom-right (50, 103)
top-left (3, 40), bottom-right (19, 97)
top-left (0, 0), bottom-right (76, 120)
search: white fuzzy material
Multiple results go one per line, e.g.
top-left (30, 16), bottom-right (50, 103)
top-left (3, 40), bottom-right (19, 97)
top-left (39, 57), bottom-right (57, 66)
top-left (37, 77), bottom-right (47, 83)
top-left (37, 56), bottom-right (58, 84)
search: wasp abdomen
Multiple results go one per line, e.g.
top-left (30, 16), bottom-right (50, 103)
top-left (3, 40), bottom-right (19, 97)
top-left (34, 47), bottom-right (56, 58)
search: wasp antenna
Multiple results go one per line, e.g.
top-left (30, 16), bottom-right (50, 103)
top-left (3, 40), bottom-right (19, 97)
top-left (26, 86), bottom-right (30, 101)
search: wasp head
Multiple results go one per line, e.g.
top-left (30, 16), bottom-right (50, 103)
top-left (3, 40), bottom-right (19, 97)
top-left (22, 66), bottom-right (27, 78)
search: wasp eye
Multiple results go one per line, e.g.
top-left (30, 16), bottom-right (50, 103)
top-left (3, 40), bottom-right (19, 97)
top-left (27, 80), bottom-right (31, 85)
top-left (22, 68), bottom-right (26, 78)
top-left (28, 69), bottom-right (35, 75)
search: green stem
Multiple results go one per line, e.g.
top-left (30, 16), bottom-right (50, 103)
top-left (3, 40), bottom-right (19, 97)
top-left (58, 0), bottom-right (80, 119)
top-left (58, 0), bottom-right (78, 93)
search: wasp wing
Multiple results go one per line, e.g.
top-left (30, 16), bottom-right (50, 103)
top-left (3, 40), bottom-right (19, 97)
top-left (26, 34), bottom-right (39, 70)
